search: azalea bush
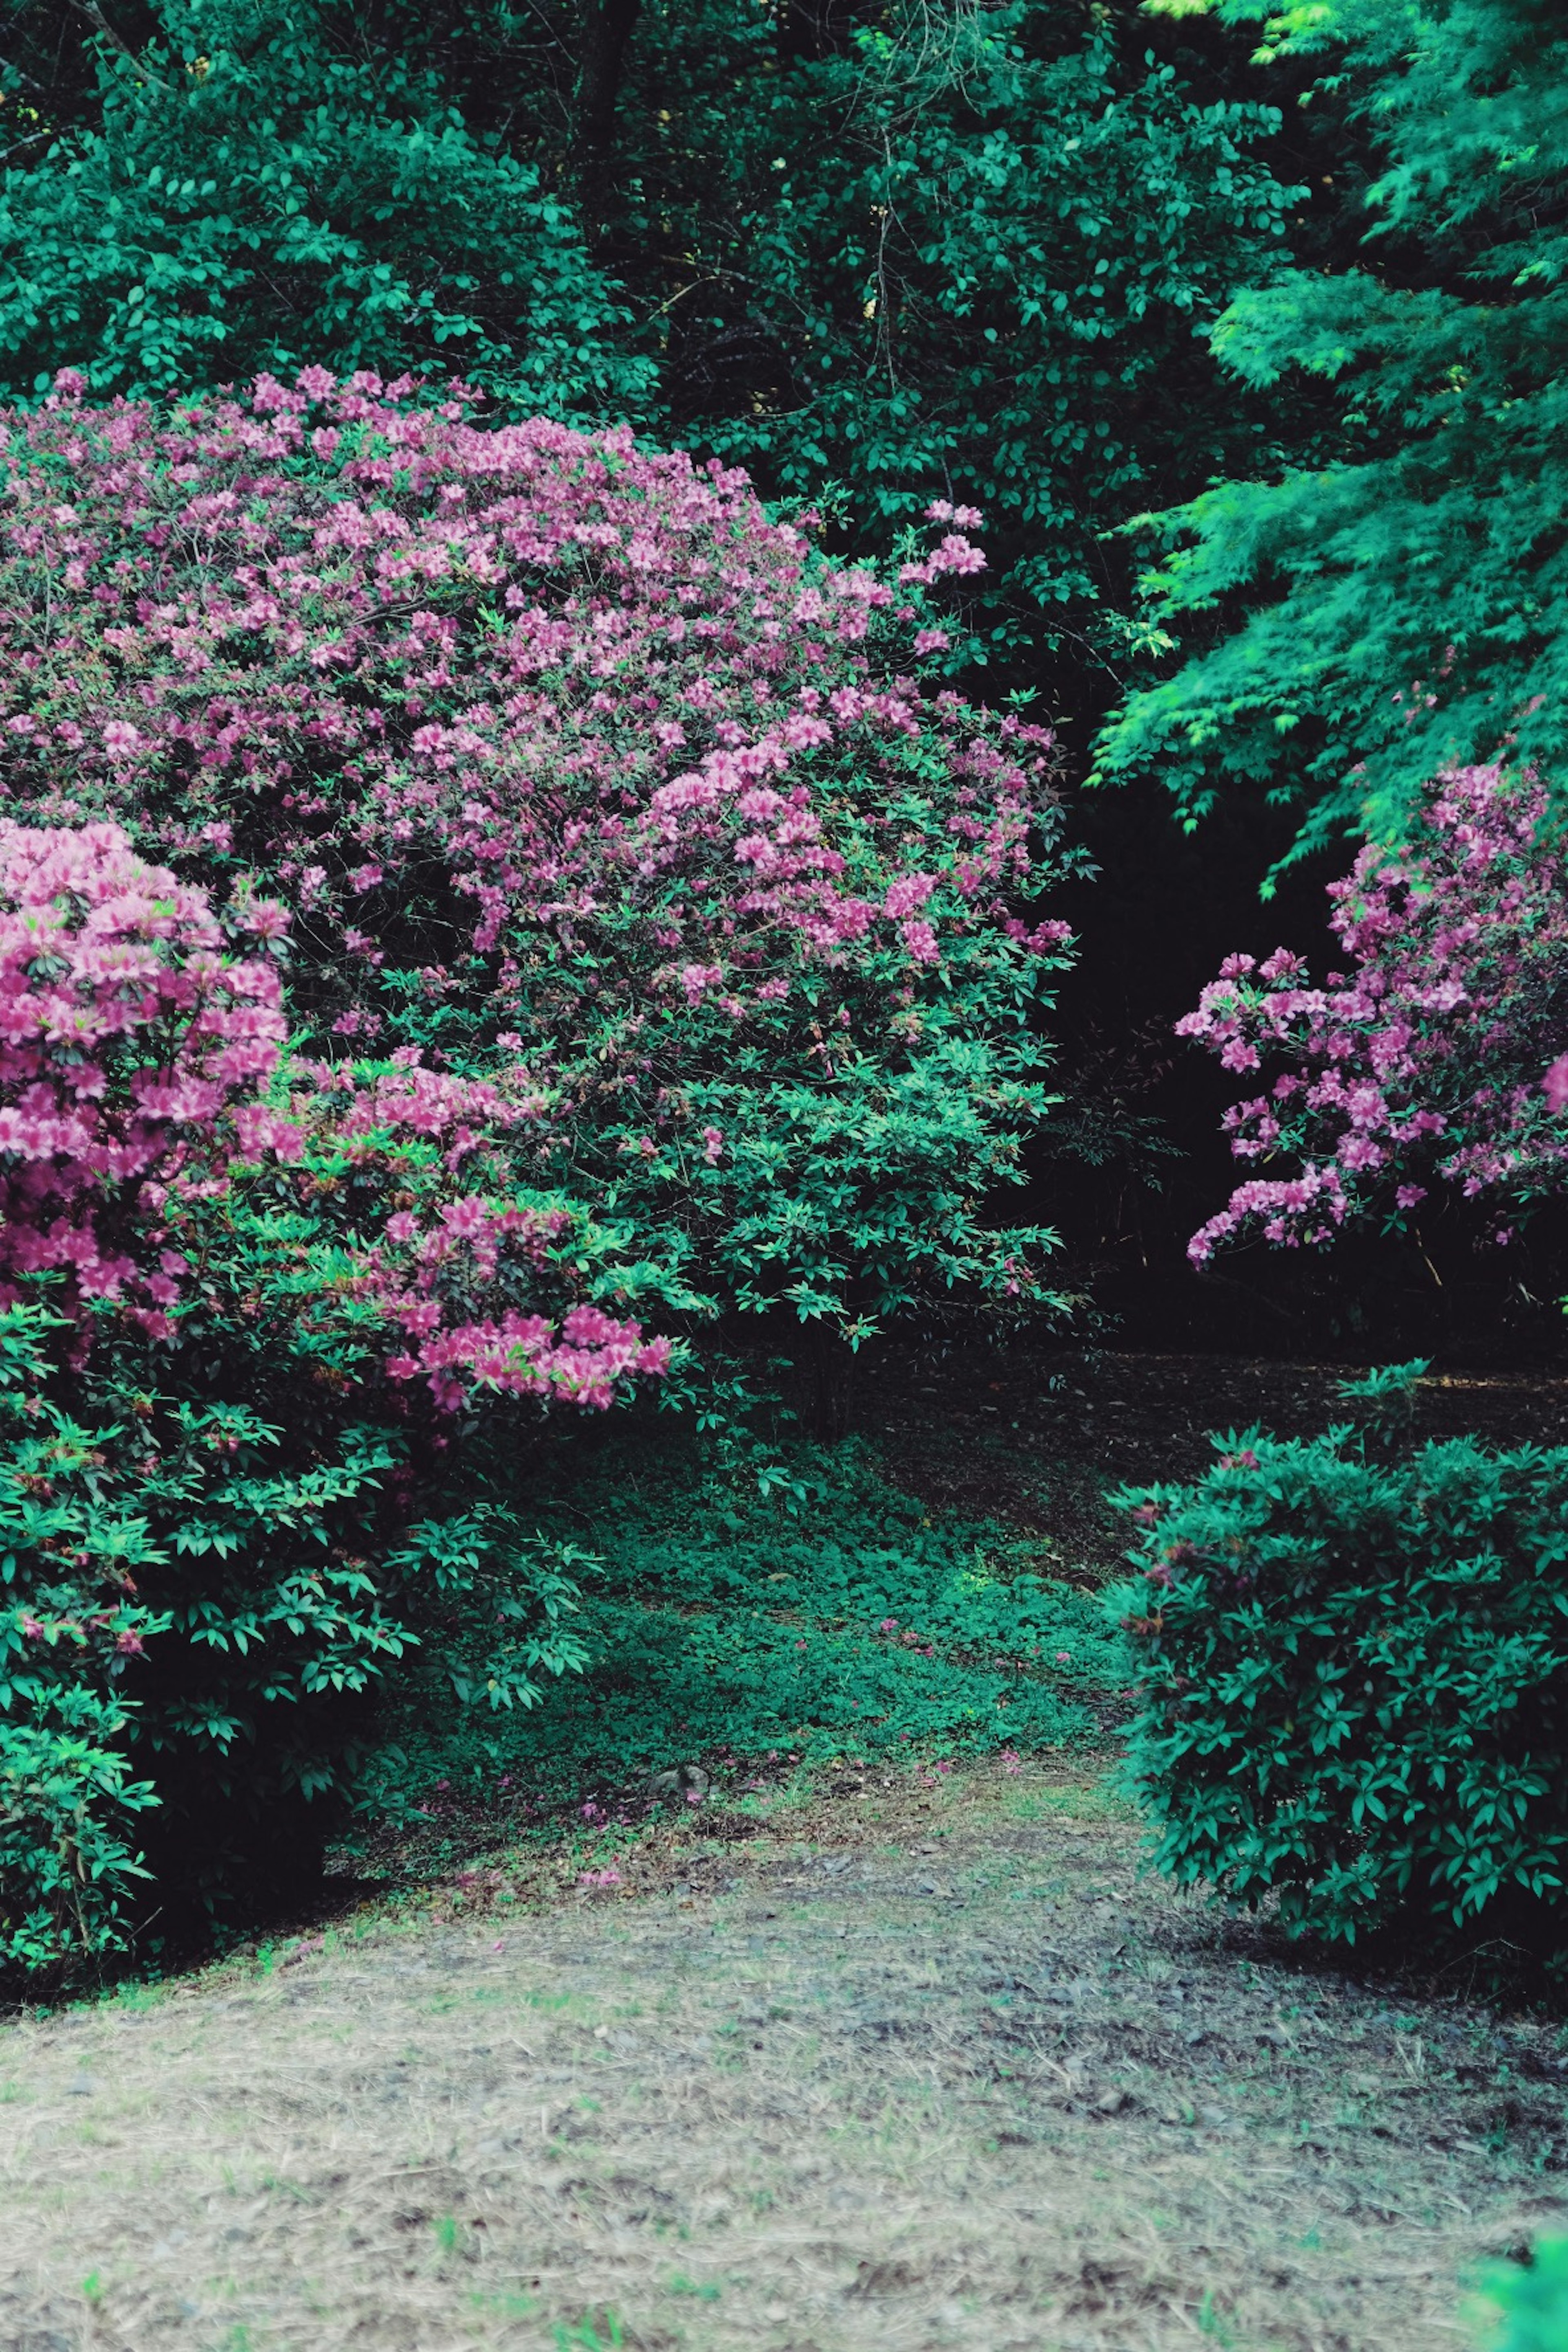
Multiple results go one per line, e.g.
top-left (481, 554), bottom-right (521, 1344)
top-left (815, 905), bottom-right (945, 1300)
top-left (1178, 763), bottom-right (1568, 1267)
top-left (0, 367), bottom-right (1078, 1352)
top-left (0, 370), bottom-right (1081, 1973)
top-left (1113, 1378), bottom-right (1568, 1958)
top-left (0, 817), bottom-right (665, 1973)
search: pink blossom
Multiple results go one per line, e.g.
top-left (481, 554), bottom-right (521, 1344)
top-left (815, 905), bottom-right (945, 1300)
top-left (0, 373), bottom-right (1072, 1366)
top-left (1185, 765), bottom-right (1568, 1258)
top-left (0, 820), bottom-right (290, 1330)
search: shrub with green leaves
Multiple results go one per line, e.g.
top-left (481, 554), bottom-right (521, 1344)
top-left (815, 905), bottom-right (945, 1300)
top-left (0, 1291), bottom-right (608, 1973)
top-left (0, 0), bottom-right (648, 412)
top-left (1112, 1376), bottom-right (1568, 1956)
top-left (0, 1310), bottom-right (160, 1974)
top-left (0, 819), bottom-right (663, 1973)
top-left (1472, 2242), bottom-right (1568, 2352)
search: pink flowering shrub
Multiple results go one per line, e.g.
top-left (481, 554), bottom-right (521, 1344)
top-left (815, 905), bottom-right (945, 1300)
top-left (0, 368), bottom-right (1076, 1342)
top-left (0, 825), bottom-right (671, 1973)
top-left (0, 813), bottom-right (664, 1411)
top-left (0, 370), bottom-right (1082, 1970)
top-left (241, 1051), bottom-right (669, 1413)
top-left (1178, 765), bottom-right (1568, 1266)
top-left (0, 818), bottom-right (290, 1333)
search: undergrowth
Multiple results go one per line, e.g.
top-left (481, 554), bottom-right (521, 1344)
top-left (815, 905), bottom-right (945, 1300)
top-left (372, 1430), bottom-right (1124, 1813)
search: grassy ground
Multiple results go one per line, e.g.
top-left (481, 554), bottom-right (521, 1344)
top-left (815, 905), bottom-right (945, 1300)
top-left (3, 1760), bottom-right (1565, 2352)
top-left (7, 1347), bottom-right (1568, 2350)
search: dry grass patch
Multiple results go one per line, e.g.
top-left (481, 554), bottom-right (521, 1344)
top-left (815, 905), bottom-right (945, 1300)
top-left (1, 1762), bottom-right (1563, 2352)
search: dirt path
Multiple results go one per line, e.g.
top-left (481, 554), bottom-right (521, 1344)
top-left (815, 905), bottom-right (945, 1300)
top-left (2, 1766), bottom-right (1563, 2352)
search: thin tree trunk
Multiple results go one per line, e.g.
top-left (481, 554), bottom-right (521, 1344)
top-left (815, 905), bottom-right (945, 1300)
top-left (575, 0), bottom-right (641, 167)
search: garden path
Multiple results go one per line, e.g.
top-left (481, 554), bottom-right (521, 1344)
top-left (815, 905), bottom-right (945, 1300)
top-left (2, 1764), bottom-right (1560, 2352)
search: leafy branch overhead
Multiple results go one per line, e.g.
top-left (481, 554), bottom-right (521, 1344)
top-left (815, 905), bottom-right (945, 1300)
top-left (1099, 0), bottom-right (1568, 864)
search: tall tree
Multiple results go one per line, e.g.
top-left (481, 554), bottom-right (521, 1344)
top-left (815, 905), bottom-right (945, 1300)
top-left (1096, 0), bottom-right (1568, 869)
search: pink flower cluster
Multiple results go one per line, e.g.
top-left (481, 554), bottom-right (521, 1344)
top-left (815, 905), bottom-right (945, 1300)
top-left (0, 370), bottom-right (1065, 1074)
top-left (0, 818), bottom-right (288, 1331)
top-left (1180, 764), bottom-right (1568, 1263)
top-left (0, 820), bottom-right (667, 1408)
top-left (267, 1051), bottom-right (669, 1410)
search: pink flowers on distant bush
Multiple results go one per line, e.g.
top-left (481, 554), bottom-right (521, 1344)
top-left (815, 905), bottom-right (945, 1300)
top-left (1180, 764), bottom-right (1568, 1263)
top-left (0, 818), bottom-right (290, 1332)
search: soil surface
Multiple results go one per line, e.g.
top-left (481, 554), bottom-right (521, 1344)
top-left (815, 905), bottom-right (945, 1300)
top-left (3, 1761), bottom-right (1564, 2352)
top-left (846, 1343), bottom-right (1568, 1570)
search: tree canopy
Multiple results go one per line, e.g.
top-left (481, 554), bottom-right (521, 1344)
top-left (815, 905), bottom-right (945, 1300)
top-left (1097, 0), bottom-right (1568, 867)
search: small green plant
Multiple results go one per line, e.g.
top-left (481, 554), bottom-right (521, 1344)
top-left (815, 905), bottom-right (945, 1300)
top-left (666, 2271), bottom-right (722, 2300)
top-left (1114, 1405), bottom-right (1568, 1957)
top-left (1472, 2240), bottom-right (1568, 2352)
top-left (553, 2314), bottom-right (624, 2351)
top-left (1196, 2285), bottom-right (1239, 2346)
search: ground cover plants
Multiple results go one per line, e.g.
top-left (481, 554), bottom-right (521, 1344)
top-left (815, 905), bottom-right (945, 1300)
top-left (376, 1430), bottom-right (1124, 1819)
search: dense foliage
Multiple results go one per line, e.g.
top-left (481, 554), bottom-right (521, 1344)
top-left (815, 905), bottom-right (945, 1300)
top-left (0, 367), bottom-right (1077, 1347)
top-left (1, 0), bottom-right (1313, 690)
top-left (1114, 1379), bottom-right (1568, 1955)
top-left (635, 0), bottom-right (1303, 679)
top-left (0, 360), bottom-right (1090, 1973)
top-left (1100, 0), bottom-right (1568, 863)
top-left (1474, 2240), bottom-right (1568, 2352)
top-left (1179, 763), bottom-right (1568, 1266)
top-left (2, 0), bottom-right (1562, 1993)
top-left (0, 0), bottom-right (647, 414)
top-left (0, 795), bottom-right (671, 1968)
